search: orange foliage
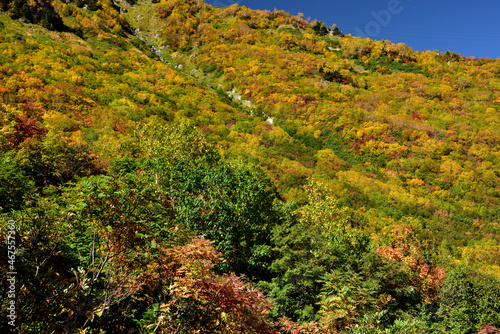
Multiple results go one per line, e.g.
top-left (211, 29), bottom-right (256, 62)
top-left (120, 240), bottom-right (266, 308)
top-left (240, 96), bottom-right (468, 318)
top-left (376, 225), bottom-right (446, 303)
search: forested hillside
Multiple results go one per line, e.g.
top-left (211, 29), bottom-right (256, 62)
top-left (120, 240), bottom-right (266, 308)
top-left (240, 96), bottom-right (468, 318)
top-left (1, 0), bottom-right (500, 333)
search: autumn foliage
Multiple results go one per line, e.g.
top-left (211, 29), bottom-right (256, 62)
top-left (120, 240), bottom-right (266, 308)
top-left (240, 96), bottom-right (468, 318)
top-left (1, 0), bottom-right (500, 332)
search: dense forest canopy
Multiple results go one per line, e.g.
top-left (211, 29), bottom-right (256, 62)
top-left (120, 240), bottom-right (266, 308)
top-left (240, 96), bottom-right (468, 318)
top-left (0, 0), bottom-right (499, 332)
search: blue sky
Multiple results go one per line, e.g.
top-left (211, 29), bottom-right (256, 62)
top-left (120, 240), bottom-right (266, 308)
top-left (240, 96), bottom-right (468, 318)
top-left (206, 0), bottom-right (500, 59)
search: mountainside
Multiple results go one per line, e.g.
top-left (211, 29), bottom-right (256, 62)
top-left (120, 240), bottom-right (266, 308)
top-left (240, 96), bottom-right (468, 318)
top-left (1, 0), bottom-right (500, 333)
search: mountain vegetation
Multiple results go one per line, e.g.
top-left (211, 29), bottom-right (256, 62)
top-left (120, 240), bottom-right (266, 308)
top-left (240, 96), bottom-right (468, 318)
top-left (0, 0), bottom-right (499, 332)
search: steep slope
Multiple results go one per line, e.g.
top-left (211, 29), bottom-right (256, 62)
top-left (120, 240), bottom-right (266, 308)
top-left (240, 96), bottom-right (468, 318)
top-left (1, 0), bottom-right (499, 285)
top-left (1, 0), bottom-right (500, 332)
top-left (158, 2), bottom-right (500, 277)
top-left (96, 0), bottom-right (500, 275)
